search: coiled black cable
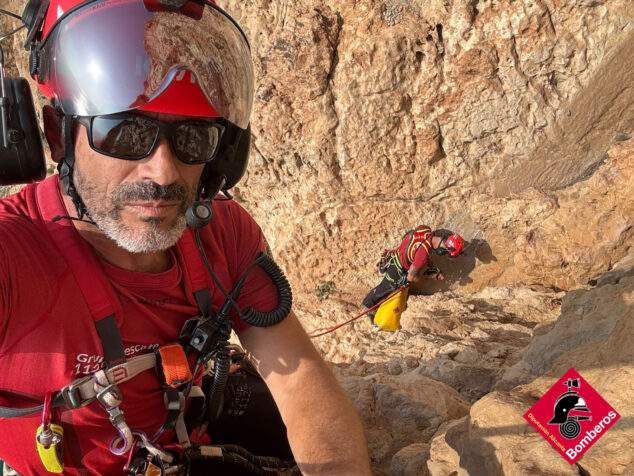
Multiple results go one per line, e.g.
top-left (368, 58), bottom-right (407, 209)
top-left (220, 450), bottom-right (265, 475)
top-left (195, 247), bottom-right (292, 429)
top-left (220, 444), bottom-right (297, 470)
top-left (207, 343), bottom-right (230, 421)
top-left (240, 252), bottom-right (293, 327)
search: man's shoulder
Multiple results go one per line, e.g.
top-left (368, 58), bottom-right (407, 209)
top-left (0, 186), bottom-right (39, 236)
top-left (0, 176), bottom-right (60, 221)
top-left (195, 198), bottom-right (263, 254)
top-left (209, 197), bottom-right (258, 229)
top-left (413, 225), bottom-right (432, 238)
top-left (0, 180), bottom-right (57, 251)
top-left (0, 184), bottom-right (32, 219)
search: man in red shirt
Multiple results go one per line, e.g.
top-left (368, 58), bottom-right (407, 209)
top-left (0, 1), bottom-right (371, 474)
top-left (362, 226), bottom-right (464, 320)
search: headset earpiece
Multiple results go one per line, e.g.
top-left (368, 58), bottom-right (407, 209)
top-left (0, 77), bottom-right (46, 185)
top-left (200, 123), bottom-right (250, 198)
top-left (189, 123), bottom-right (249, 229)
top-left (22, 0), bottom-right (49, 50)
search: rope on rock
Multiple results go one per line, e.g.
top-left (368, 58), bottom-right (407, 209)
top-left (308, 286), bottom-right (407, 338)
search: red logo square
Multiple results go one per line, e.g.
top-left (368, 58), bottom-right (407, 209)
top-left (524, 368), bottom-right (620, 464)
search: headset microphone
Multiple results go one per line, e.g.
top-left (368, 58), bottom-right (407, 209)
top-left (186, 176), bottom-right (229, 229)
top-left (186, 201), bottom-right (213, 229)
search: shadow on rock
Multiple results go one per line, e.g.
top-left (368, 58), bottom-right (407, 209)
top-left (410, 238), bottom-right (495, 295)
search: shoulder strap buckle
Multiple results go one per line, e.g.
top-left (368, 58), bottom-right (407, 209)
top-left (60, 376), bottom-right (94, 409)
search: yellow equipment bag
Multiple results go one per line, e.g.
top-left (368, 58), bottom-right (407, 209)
top-left (373, 287), bottom-right (408, 331)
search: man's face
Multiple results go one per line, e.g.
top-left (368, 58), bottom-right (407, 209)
top-left (72, 112), bottom-right (206, 253)
top-left (434, 236), bottom-right (449, 256)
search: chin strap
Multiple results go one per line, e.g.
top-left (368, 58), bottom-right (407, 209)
top-left (57, 115), bottom-right (92, 221)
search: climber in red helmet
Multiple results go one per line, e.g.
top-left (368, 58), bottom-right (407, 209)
top-left (362, 226), bottom-right (464, 322)
top-left (0, 1), bottom-right (371, 474)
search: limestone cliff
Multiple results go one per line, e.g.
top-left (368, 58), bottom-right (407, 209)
top-left (1, 0), bottom-right (632, 474)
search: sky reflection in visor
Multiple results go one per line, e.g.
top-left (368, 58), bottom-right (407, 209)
top-left (40, 0), bottom-right (253, 128)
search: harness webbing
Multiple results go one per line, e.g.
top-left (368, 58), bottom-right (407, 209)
top-left (400, 225), bottom-right (432, 267)
top-left (176, 227), bottom-right (214, 316)
top-left (0, 177), bottom-right (217, 460)
top-left (94, 315), bottom-right (126, 368)
top-left (0, 352), bottom-right (157, 417)
top-left (37, 176), bottom-right (127, 368)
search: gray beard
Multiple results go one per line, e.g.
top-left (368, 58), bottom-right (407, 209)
top-left (74, 168), bottom-right (194, 253)
top-left (94, 212), bottom-right (188, 253)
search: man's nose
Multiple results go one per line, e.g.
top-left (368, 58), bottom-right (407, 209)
top-left (137, 138), bottom-right (180, 185)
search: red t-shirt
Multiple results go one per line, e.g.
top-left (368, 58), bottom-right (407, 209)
top-left (397, 225), bottom-right (433, 270)
top-left (0, 175), bottom-right (278, 475)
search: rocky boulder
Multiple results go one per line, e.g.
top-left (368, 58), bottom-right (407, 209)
top-left (426, 255), bottom-right (634, 475)
top-left (333, 367), bottom-right (469, 475)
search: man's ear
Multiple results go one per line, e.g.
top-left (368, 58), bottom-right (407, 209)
top-left (43, 105), bottom-right (65, 162)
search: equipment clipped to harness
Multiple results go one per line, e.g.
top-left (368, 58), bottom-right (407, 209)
top-left (36, 393), bottom-right (64, 473)
top-left (0, 176), bottom-right (296, 475)
top-left (156, 344), bottom-right (193, 389)
top-left (36, 424), bottom-right (64, 473)
top-left (126, 449), bottom-right (166, 476)
top-left (376, 248), bottom-right (395, 274)
top-left (121, 246), bottom-right (295, 474)
top-left (180, 243), bottom-right (293, 424)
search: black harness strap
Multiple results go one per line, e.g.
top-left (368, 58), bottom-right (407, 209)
top-left (95, 314), bottom-right (126, 367)
top-left (0, 393), bottom-right (67, 418)
top-left (162, 389), bottom-right (183, 431)
top-left (194, 289), bottom-right (212, 318)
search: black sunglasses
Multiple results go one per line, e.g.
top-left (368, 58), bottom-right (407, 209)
top-left (436, 237), bottom-right (456, 255)
top-left (73, 113), bottom-right (225, 164)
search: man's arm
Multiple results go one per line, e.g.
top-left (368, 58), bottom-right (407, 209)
top-left (407, 264), bottom-right (444, 282)
top-left (238, 312), bottom-right (372, 476)
top-left (407, 264), bottom-right (424, 283)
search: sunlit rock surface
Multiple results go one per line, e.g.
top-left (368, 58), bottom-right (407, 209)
top-left (2, 0), bottom-right (633, 473)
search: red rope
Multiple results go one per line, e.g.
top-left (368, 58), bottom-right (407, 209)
top-left (308, 285), bottom-right (407, 338)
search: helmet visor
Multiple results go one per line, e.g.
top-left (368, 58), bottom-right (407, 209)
top-left (38, 0), bottom-right (253, 128)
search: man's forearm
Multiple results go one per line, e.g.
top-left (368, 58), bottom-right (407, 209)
top-left (276, 357), bottom-right (371, 475)
top-left (407, 265), bottom-right (421, 282)
top-left (240, 314), bottom-right (372, 475)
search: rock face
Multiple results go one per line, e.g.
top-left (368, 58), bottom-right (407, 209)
top-left (333, 368), bottom-right (470, 473)
top-left (3, 0), bottom-right (633, 293)
top-left (426, 255), bottom-right (634, 475)
top-left (498, 254), bottom-right (634, 391)
top-left (300, 257), bottom-right (632, 473)
top-left (302, 284), bottom-right (564, 402)
top-left (2, 0), bottom-right (634, 474)
top-left (221, 0), bottom-right (634, 296)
